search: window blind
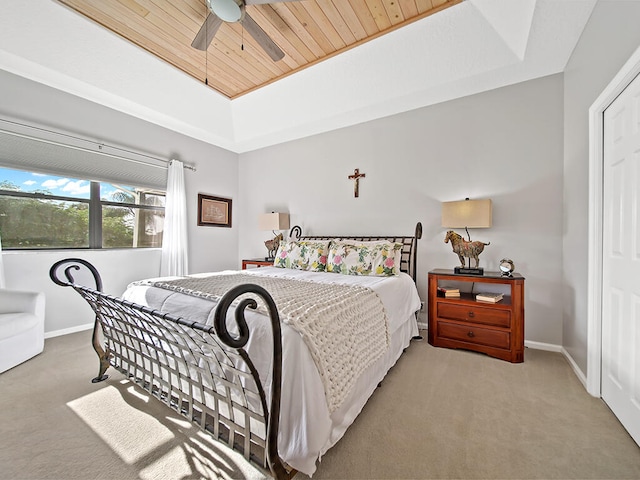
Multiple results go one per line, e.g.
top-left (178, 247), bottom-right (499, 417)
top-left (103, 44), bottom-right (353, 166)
top-left (0, 119), bottom-right (169, 190)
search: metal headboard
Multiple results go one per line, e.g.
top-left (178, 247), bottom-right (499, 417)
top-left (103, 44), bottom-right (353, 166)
top-left (297, 222), bottom-right (422, 282)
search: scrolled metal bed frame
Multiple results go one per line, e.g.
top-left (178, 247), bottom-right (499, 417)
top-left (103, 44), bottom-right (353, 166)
top-left (49, 222), bottom-right (422, 479)
top-left (297, 222), bottom-right (422, 282)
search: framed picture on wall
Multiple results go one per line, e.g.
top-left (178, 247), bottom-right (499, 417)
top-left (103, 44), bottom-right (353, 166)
top-left (197, 194), bottom-right (232, 228)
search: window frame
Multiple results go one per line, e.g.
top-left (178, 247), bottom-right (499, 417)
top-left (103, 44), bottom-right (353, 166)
top-left (0, 174), bottom-right (165, 251)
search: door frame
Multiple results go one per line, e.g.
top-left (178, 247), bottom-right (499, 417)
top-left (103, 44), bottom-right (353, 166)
top-left (587, 45), bottom-right (640, 397)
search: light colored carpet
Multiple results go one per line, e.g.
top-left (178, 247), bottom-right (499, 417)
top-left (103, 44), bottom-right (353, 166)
top-left (1, 330), bottom-right (639, 480)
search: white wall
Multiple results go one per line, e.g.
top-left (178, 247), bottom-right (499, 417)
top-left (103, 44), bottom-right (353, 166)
top-left (0, 70), bottom-right (240, 335)
top-left (3, 249), bottom-right (161, 335)
top-left (239, 74), bottom-right (565, 345)
top-left (562, 0), bottom-right (640, 375)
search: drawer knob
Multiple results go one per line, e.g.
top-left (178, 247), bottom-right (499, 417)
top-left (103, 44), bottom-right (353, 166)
top-left (468, 311), bottom-right (475, 318)
top-left (467, 331), bottom-right (475, 338)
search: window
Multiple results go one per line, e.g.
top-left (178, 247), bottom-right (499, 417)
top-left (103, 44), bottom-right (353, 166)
top-left (0, 167), bottom-right (165, 249)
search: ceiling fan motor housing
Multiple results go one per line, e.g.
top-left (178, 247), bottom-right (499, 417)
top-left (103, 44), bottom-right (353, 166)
top-left (207, 0), bottom-right (244, 23)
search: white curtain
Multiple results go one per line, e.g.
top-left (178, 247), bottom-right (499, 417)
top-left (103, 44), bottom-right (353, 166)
top-left (0, 233), bottom-right (5, 288)
top-left (160, 159), bottom-right (189, 277)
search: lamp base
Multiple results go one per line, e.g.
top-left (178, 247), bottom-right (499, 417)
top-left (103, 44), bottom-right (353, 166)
top-left (454, 266), bottom-right (484, 276)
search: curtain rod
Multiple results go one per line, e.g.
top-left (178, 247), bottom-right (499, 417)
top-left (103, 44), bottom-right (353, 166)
top-left (0, 118), bottom-right (197, 172)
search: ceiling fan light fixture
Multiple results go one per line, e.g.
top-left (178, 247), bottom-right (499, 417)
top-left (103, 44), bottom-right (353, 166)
top-left (206, 0), bottom-right (243, 23)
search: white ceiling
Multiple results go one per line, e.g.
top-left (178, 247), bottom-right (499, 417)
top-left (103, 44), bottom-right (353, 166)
top-left (0, 0), bottom-right (596, 153)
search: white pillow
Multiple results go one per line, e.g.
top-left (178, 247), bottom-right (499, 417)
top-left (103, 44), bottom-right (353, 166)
top-left (326, 240), bottom-right (403, 276)
top-left (273, 240), bottom-right (330, 272)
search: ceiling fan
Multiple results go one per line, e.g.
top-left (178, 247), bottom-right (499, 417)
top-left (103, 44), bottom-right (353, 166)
top-left (192, 0), bottom-right (302, 62)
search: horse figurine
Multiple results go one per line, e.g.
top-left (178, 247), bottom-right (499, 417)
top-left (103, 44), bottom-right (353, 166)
top-left (444, 230), bottom-right (490, 268)
top-left (264, 233), bottom-right (284, 259)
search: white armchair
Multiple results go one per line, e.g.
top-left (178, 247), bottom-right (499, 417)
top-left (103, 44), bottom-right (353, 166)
top-left (0, 289), bottom-right (45, 373)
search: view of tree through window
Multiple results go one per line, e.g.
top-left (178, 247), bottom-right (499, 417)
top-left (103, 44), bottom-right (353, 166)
top-left (0, 167), bottom-right (165, 249)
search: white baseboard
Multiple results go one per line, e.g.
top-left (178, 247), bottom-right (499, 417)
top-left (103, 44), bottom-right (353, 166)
top-left (45, 323), bottom-right (93, 339)
top-left (561, 347), bottom-right (588, 391)
top-left (418, 334), bottom-right (589, 392)
top-left (524, 340), bottom-right (562, 352)
top-left (525, 340), bottom-right (588, 392)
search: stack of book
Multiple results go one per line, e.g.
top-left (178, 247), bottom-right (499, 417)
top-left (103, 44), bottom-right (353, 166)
top-left (437, 287), bottom-right (460, 298)
top-left (475, 292), bottom-right (504, 303)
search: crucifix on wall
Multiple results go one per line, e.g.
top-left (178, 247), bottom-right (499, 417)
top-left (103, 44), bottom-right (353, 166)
top-left (348, 168), bottom-right (366, 198)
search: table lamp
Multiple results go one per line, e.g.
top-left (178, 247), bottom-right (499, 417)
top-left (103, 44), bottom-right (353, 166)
top-left (441, 198), bottom-right (492, 275)
top-left (259, 212), bottom-right (290, 261)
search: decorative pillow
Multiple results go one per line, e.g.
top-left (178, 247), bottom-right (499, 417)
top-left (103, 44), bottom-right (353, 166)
top-left (326, 240), bottom-right (403, 276)
top-left (273, 240), bottom-right (330, 272)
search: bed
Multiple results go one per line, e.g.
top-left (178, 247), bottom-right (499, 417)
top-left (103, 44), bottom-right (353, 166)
top-left (49, 223), bottom-right (422, 479)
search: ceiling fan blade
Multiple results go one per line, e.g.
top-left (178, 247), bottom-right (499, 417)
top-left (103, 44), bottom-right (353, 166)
top-left (242, 12), bottom-right (285, 62)
top-left (245, 0), bottom-right (304, 4)
top-left (191, 12), bottom-right (223, 50)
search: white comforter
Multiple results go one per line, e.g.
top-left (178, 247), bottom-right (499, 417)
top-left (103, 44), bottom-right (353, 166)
top-left (122, 267), bottom-right (421, 476)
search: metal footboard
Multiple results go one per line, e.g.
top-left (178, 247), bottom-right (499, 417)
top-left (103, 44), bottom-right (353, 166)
top-left (50, 258), bottom-right (292, 480)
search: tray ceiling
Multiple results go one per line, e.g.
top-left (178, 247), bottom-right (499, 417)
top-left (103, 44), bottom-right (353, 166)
top-left (56, 0), bottom-right (462, 99)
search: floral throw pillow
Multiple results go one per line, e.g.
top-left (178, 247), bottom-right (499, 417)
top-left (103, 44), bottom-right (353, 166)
top-left (273, 240), bottom-right (330, 272)
top-left (326, 240), bottom-right (403, 276)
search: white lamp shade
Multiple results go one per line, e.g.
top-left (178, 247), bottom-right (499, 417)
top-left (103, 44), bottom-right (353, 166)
top-left (259, 212), bottom-right (290, 231)
top-left (441, 199), bottom-right (492, 228)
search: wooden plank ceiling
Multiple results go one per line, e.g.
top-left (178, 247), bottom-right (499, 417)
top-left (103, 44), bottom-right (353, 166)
top-left (57, 0), bottom-right (462, 99)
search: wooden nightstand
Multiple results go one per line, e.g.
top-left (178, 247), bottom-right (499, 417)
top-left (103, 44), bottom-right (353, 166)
top-left (428, 269), bottom-right (525, 363)
top-left (242, 258), bottom-right (274, 269)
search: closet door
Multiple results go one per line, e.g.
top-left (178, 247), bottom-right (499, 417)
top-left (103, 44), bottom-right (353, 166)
top-left (602, 71), bottom-right (640, 447)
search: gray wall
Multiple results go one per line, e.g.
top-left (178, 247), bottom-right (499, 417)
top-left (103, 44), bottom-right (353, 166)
top-left (7, 0), bottom-right (639, 356)
top-left (0, 70), bottom-right (240, 334)
top-left (562, 0), bottom-right (640, 375)
top-left (239, 74), bottom-right (565, 345)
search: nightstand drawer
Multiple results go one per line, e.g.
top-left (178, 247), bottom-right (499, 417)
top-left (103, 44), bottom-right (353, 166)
top-left (437, 302), bottom-right (511, 328)
top-left (438, 322), bottom-right (511, 350)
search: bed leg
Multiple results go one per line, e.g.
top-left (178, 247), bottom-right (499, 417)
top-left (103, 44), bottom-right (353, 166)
top-left (91, 359), bottom-right (110, 383)
top-left (90, 318), bottom-right (110, 383)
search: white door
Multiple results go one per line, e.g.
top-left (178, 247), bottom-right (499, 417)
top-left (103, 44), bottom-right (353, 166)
top-left (602, 71), bottom-right (640, 446)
